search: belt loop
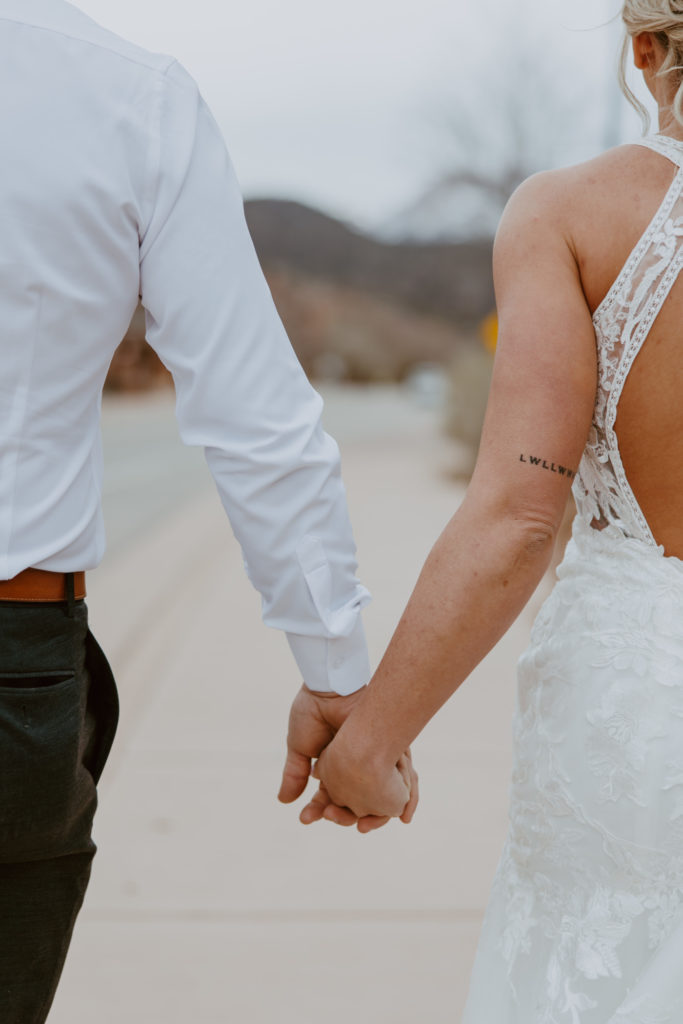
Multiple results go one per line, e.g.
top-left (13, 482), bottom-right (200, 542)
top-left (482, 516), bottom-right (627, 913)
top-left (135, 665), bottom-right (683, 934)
top-left (65, 572), bottom-right (75, 618)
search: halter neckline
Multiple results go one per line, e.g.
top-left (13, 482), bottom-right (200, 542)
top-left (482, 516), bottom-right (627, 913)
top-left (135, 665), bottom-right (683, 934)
top-left (649, 132), bottom-right (683, 146)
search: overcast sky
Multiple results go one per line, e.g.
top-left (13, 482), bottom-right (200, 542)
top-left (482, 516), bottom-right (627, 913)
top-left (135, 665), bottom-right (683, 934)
top-left (75, 0), bottom-right (654, 232)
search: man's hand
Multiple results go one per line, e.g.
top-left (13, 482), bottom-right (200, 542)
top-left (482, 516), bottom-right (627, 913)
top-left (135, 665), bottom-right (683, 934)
top-left (278, 684), bottom-right (393, 833)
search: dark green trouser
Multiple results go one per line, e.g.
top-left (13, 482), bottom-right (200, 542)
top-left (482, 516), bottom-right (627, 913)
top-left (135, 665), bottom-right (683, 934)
top-left (0, 596), bottom-right (119, 1024)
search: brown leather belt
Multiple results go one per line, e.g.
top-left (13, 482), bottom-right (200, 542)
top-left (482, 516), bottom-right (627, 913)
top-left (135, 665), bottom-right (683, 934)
top-left (0, 569), bottom-right (86, 603)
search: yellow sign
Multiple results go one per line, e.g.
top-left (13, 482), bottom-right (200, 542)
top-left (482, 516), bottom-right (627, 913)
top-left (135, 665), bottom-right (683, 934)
top-left (480, 312), bottom-right (498, 354)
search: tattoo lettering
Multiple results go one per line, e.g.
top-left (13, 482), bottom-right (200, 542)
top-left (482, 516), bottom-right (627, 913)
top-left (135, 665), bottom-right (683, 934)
top-left (519, 454), bottom-right (576, 481)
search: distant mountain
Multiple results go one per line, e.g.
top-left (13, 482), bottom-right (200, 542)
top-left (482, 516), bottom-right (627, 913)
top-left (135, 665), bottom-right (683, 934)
top-left (244, 199), bottom-right (494, 327)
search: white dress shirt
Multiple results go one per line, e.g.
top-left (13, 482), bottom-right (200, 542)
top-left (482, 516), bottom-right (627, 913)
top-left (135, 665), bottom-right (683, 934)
top-left (0, 0), bottom-right (371, 695)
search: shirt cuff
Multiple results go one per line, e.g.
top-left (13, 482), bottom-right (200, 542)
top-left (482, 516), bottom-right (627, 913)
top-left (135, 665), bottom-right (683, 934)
top-left (286, 615), bottom-right (372, 695)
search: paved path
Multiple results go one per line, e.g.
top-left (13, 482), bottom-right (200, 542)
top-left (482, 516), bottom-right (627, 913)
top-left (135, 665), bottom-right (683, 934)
top-left (48, 386), bottom-right (543, 1024)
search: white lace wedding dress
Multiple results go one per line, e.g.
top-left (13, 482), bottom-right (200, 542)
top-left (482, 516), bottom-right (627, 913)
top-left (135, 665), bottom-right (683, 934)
top-left (461, 135), bottom-right (683, 1024)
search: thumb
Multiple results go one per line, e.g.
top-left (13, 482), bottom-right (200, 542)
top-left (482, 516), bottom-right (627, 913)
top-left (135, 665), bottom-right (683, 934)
top-left (278, 749), bottom-right (312, 804)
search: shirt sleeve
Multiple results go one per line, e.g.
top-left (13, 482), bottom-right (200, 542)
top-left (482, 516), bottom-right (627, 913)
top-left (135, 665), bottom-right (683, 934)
top-left (137, 61), bottom-right (371, 695)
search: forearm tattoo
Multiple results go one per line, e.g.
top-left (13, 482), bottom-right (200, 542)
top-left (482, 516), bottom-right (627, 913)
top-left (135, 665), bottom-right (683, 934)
top-left (519, 455), bottom-right (576, 481)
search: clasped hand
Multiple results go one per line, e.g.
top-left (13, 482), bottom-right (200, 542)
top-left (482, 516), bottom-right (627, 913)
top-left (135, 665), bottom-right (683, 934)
top-left (278, 685), bottom-right (418, 833)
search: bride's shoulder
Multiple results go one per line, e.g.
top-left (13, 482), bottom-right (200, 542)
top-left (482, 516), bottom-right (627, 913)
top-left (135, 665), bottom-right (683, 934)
top-left (506, 147), bottom-right (644, 208)
top-left (497, 146), bottom-right (662, 243)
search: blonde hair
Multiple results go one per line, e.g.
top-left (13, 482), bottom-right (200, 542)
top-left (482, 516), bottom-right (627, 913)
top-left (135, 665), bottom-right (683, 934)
top-left (620, 0), bottom-right (683, 130)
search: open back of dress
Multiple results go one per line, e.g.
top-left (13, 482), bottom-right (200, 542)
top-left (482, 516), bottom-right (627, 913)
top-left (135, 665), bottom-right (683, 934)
top-left (462, 136), bottom-right (683, 1024)
top-left (575, 135), bottom-right (683, 552)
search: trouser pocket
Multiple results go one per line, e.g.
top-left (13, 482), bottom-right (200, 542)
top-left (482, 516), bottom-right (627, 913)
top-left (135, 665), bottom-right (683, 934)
top-left (0, 669), bottom-right (96, 861)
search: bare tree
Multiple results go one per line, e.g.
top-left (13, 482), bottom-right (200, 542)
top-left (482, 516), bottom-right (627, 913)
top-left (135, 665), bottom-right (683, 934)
top-left (393, 16), bottom-right (606, 241)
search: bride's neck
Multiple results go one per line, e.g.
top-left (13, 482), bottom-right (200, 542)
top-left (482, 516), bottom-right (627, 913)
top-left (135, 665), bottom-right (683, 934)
top-left (658, 100), bottom-right (683, 140)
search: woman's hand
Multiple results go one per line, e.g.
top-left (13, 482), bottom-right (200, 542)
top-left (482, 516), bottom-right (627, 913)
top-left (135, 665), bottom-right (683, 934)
top-left (278, 683), bottom-right (402, 832)
top-left (301, 731), bottom-right (419, 833)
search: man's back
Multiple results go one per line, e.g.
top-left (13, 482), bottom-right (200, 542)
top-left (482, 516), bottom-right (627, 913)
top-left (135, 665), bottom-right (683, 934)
top-left (0, 2), bottom-right (194, 578)
top-left (1, 0), bottom-right (370, 686)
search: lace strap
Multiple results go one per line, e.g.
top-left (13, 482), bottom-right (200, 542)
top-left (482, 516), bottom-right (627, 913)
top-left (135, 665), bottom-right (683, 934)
top-left (593, 161), bottom-right (683, 325)
top-left (604, 243), bottom-right (683, 546)
top-left (636, 134), bottom-right (683, 167)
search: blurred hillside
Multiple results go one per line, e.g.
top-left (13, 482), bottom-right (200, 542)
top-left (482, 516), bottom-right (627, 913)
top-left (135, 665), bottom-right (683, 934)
top-left (105, 200), bottom-right (494, 390)
top-left (244, 200), bottom-right (494, 327)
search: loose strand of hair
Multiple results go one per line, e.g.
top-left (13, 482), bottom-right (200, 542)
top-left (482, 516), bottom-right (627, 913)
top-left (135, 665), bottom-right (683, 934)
top-left (674, 79), bottom-right (683, 125)
top-left (619, 32), bottom-right (652, 131)
top-left (656, 36), bottom-right (683, 126)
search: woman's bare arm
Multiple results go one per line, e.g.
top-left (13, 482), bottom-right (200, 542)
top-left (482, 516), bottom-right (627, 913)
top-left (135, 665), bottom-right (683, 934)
top-left (309, 170), bottom-right (599, 820)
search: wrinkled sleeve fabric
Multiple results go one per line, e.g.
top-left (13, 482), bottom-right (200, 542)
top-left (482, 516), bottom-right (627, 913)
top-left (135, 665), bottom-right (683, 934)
top-left (138, 61), bottom-right (371, 695)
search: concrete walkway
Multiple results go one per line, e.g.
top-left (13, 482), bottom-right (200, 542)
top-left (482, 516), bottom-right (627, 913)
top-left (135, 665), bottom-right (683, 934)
top-left (47, 387), bottom-right (543, 1024)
